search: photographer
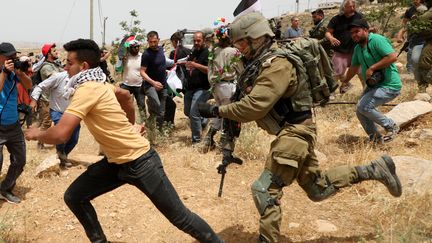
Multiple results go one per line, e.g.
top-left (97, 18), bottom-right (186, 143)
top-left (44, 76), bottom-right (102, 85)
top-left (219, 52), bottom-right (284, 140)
top-left (0, 42), bottom-right (32, 204)
top-left (342, 19), bottom-right (402, 143)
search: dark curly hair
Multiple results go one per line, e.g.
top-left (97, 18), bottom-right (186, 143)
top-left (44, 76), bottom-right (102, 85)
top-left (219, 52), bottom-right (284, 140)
top-left (63, 39), bottom-right (101, 68)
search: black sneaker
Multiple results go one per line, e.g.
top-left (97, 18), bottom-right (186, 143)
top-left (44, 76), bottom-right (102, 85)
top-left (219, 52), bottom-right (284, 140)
top-left (58, 152), bottom-right (73, 169)
top-left (59, 158), bottom-right (73, 169)
top-left (0, 191), bottom-right (21, 204)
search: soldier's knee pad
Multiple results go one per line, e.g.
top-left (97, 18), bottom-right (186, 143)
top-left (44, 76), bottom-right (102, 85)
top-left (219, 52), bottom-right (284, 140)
top-left (301, 176), bottom-right (337, 202)
top-left (251, 169), bottom-right (281, 215)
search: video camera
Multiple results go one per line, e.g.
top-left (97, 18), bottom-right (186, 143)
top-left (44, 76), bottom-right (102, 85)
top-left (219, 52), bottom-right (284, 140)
top-left (366, 70), bottom-right (384, 86)
top-left (12, 58), bottom-right (31, 72)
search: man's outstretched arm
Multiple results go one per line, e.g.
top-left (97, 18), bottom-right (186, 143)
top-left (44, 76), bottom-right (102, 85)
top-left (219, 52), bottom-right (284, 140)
top-left (24, 113), bottom-right (81, 144)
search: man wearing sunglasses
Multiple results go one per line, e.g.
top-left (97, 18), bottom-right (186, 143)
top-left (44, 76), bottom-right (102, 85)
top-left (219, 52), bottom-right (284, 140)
top-left (120, 40), bottom-right (146, 124)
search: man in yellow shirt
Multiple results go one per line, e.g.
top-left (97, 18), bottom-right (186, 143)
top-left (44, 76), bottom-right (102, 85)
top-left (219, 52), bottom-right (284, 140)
top-left (24, 39), bottom-right (222, 243)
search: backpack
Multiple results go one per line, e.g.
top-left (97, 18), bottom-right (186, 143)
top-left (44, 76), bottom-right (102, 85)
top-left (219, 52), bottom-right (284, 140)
top-left (272, 38), bottom-right (338, 106)
top-left (234, 38), bottom-right (337, 118)
top-left (31, 62), bottom-right (49, 86)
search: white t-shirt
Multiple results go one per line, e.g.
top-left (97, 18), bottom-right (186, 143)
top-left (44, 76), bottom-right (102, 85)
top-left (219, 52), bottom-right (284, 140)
top-left (122, 53), bottom-right (143, 87)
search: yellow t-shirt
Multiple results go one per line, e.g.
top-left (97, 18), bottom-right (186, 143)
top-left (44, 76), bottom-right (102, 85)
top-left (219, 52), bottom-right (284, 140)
top-left (65, 82), bottom-right (150, 164)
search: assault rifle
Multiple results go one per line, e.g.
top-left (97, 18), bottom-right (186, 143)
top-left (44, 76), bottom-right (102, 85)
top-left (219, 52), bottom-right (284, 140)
top-left (397, 40), bottom-right (410, 57)
top-left (216, 84), bottom-right (245, 197)
top-left (216, 118), bottom-right (242, 197)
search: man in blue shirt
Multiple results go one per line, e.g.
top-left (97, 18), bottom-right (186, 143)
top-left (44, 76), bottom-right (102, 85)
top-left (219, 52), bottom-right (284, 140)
top-left (342, 19), bottom-right (402, 143)
top-left (284, 16), bottom-right (303, 39)
top-left (0, 42), bottom-right (32, 204)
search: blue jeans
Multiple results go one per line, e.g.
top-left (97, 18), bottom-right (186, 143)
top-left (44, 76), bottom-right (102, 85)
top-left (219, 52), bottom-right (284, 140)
top-left (50, 109), bottom-right (81, 156)
top-left (411, 44), bottom-right (424, 82)
top-left (356, 87), bottom-right (400, 139)
top-left (143, 86), bottom-right (167, 128)
top-left (184, 89), bottom-right (211, 143)
top-left (406, 47), bottom-right (413, 73)
top-left (63, 149), bottom-right (222, 243)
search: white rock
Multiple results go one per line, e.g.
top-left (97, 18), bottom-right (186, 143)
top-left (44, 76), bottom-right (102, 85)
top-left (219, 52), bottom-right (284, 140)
top-left (35, 154), bottom-right (60, 177)
top-left (393, 156), bottom-right (432, 195)
top-left (419, 129), bottom-right (432, 140)
top-left (288, 222), bottom-right (300, 228)
top-left (315, 219), bottom-right (337, 232)
top-left (385, 100), bottom-right (432, 128)
top-left (414, 93), bottom-right (431, 102)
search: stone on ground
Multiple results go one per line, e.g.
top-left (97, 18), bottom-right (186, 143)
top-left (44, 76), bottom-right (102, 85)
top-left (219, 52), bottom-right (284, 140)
top-left (414, 93), bottom-right (431, 102)
top-left (35, 154), bottom-right (60, 177)
top-left (393, 156), bottom-right (432, 196)
top-left (315, 219), bottom-right (337, 233)
top-left (385, 100), bottom-right (432, 128)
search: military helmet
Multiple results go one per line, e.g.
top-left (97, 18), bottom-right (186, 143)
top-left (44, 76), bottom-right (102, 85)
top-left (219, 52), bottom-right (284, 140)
top-left (229, 12), bottom-right (275, 42)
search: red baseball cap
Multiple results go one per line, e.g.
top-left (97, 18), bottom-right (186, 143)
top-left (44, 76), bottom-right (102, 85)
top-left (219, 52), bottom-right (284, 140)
top-left (41, 43), bottom-right (56, 56)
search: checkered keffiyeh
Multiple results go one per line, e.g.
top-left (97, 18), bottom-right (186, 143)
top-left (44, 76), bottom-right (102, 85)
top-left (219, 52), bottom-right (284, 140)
top-left (63, 67), bottom-right (106, 99)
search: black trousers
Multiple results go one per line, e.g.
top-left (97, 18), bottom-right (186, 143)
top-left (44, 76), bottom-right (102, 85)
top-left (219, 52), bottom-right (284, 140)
top-left (164, 95), bottom-right (176, 125)
top-left (64, 148), bottom-right (222, 243)
top-left (0, 121), bottom-right (26, 192)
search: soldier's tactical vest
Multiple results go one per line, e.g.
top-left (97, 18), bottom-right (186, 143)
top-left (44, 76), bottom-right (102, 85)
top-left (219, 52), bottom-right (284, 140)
top-left (235, 38), bottom-right (338, 135)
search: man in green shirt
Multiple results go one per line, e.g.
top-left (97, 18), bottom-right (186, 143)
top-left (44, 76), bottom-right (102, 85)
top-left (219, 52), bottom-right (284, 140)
top-left (342, 19), bottom-right (402, 143)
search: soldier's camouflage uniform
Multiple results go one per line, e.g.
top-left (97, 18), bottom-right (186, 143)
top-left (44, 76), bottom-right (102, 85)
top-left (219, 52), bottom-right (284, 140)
top-left (216, 12), bottom-right (402, 243)
top-left (417, 8), bottom-right (432, 90)
top-left (309, 18), bottom-right (333, 58)
top-left (218, 43), bottom-right (367, 242)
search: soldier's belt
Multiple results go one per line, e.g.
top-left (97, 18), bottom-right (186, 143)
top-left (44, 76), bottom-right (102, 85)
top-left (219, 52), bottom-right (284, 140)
top-left (281, 110), bottom-right (312, 125)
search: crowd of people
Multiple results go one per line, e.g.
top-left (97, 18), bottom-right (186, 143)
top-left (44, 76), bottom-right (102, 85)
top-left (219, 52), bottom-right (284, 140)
top-left (1, 0), bottom-right (431, 242)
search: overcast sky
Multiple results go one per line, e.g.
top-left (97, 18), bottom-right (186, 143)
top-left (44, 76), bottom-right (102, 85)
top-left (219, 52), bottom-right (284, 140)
top-left (2, 0), bottom-right (322, 46)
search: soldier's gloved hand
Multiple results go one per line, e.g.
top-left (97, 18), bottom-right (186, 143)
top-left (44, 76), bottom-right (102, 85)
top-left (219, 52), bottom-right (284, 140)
top-left (198, 102), bottom-right (219, 118)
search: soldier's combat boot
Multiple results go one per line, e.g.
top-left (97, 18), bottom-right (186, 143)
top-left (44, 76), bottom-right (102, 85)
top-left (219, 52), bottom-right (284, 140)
top-left (257, 234), bottom-right (269, 243)
top-left (355, 155), bottom-right (402, 197)
top-left (201, 127), bottom-right (218, 153)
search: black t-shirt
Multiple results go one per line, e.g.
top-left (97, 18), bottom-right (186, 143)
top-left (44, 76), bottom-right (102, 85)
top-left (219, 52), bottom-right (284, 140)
top-left (186, 48), bottom-right (210, 91)
top-left (169, 46), bottom-right (191, 61)
top-left (327, 12), bottom-right (363, 54)
top-left (404, 6), bottom-right (417, 20)
top-left (141, 47), bottom-right (167, 88)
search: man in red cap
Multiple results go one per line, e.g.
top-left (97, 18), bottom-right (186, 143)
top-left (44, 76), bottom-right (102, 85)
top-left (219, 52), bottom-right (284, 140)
top-left (34, 44), bottom-right (67, 162)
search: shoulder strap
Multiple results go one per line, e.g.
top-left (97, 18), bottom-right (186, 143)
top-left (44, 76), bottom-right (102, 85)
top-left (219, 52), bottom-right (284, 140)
top-left (310, 18), bottom-right (325, 34)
